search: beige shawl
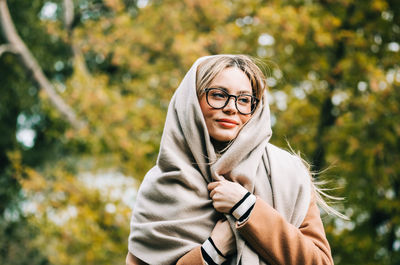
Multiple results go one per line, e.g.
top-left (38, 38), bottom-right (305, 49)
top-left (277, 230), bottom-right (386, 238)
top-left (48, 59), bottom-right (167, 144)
top-left (128, 55), bottom-right (311, 265)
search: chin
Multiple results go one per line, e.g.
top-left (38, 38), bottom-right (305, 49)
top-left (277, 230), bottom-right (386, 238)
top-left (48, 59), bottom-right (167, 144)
top-left (212, 133), bottom-right (237, 142)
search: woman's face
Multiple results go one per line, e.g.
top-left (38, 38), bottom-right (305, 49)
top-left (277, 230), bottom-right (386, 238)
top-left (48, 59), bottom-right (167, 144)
top-left (199, 67), bottom-right (253, 143)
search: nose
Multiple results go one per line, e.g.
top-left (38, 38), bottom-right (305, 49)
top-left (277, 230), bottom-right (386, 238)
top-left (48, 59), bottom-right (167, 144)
top-left (223, 96), bottom-right (237, 113)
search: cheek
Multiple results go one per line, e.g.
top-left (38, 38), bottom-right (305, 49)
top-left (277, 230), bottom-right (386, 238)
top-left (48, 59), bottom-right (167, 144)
top-left (199, 96), bottom-right (214, 119)
top-left (239, 115), bottom-right (251, 125)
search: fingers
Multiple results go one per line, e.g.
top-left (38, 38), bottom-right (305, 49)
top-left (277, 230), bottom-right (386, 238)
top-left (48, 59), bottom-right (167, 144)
top-left (208, 173), bottom-right (226, 192)
top-left (208, 181), bottom-right (219, 191)
top-left (208, 181), bottom-right (226, 197)
top-left (210, 188), bottom-right (217, 198)
top-left (208, 179), bottom-right (249, 214)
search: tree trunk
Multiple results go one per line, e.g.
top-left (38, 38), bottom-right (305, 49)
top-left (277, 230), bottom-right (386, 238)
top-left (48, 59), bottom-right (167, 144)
top-left (0, 0), bottom-right (85, 129)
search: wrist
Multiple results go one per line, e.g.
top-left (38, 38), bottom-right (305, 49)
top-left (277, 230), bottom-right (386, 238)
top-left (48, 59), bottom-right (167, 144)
top-left (210, 235), bottom-right (230, 257)
top-left (229, 192), bottom-right (256, 222)
top-left (201, 237), bottom-right (227, 265)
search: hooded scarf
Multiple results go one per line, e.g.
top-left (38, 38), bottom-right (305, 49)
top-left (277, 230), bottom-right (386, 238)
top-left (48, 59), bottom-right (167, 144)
top-left (128, 55), bottom-right (311, 265)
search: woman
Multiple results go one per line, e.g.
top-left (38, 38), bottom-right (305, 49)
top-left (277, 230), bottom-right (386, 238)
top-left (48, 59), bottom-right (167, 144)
top-left (126, 55), bottom-right (334, 265)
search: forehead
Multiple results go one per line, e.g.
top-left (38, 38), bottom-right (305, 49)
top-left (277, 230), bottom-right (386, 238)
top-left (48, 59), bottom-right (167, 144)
top-left (210, 67), bottom-right (252, 93)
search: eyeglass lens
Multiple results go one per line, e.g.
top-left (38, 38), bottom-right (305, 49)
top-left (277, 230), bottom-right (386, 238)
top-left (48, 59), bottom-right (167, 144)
top-left (206, 88), bottom-right (256, 114)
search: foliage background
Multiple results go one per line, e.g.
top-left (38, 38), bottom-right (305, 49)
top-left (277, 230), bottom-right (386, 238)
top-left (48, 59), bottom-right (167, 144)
top-left (0, 0), bottom-right (399, 264)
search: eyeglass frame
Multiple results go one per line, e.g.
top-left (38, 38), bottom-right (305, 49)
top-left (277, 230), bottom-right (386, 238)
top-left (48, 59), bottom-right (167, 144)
top-left (203, 87), bottom-right (260, 115)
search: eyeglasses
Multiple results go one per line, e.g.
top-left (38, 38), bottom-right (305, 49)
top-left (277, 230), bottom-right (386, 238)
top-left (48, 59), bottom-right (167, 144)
top-left (204, 88), bottom-right (259, 115)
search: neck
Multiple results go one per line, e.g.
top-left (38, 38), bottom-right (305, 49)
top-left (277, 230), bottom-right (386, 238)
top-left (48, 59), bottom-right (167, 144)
top-left (211, 138), bottom-right (231, 154)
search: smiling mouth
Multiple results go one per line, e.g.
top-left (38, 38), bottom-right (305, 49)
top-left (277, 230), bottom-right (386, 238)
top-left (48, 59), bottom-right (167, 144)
top-left (216, 119), bottom-right (238, 128)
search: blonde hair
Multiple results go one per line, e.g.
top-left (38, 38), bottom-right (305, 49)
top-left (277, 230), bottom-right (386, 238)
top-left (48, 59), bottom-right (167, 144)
top-left (288, 145), bottom-right (349, 220)
top-left (196, 55), bottom-right (266, 101)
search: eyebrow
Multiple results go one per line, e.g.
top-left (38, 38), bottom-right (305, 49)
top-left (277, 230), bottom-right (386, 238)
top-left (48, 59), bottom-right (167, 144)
top-left (211, 86), bottom-right (252, 95)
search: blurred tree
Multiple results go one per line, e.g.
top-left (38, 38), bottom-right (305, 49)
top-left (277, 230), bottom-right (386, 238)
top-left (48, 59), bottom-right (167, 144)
top-left (255, 1), bottom-right (400, 264)
top-left (0, 0), bottom-right (71, 263)
top-left (0, 0), bottom-right (399, 264)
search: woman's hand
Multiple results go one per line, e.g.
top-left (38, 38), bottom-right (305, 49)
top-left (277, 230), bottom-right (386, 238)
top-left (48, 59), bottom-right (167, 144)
top-left (210, 218), bottom-right (236, 257)
top-left (208, 178), bottom-right (248, 213)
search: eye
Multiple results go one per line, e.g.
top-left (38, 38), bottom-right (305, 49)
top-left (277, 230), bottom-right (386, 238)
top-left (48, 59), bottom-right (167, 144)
top-left (210, 90), bottom-right (227, 99)
top-left (238, 95), bottom-right (251, 104)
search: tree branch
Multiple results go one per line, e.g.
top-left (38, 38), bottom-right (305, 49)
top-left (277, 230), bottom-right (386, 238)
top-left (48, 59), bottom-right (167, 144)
top-left (0, 43), bottom-right (16, 56)
top-left (63, 0), bottom-right (74, 33)
top-left (0, 0), bottom-right (85, 129)
top-left (62, 0), bottom-right (89, 75)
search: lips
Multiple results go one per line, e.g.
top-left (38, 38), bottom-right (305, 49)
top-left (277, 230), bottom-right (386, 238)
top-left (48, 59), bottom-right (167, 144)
top-left (216, 118), bottom-right (239, 128)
